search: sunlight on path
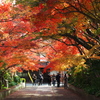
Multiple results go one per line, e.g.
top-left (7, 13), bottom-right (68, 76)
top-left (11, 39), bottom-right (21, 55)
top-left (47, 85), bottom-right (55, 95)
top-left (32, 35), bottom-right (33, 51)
top-left (4, 83), bottom-right (83, 100)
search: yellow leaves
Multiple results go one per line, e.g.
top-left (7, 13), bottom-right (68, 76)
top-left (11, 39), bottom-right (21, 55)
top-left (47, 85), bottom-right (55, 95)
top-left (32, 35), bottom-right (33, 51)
top-left (54, 64), bottom-right (71, 71)
top-left (54, 1), bottom-right (70, 9)
top-left (48, 54), bottom-right (86, 72)
top-left (63, 3), bottom-right (69, 7)
top-left (3, 33), bottom-right (9, 39)
top-left (85, 45), bottom-right (100, 58)
top-left (73, 64), bottom-right (88, 75)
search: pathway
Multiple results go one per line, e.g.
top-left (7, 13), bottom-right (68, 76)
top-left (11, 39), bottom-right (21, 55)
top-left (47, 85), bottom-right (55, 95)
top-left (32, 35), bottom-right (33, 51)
top-left (4, 83), bottom-right (84, 100)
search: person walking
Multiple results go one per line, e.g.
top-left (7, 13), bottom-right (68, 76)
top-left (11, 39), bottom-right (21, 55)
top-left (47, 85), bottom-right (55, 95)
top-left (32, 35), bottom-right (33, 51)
top-left (52, 74), bottom-right (56, 86)
top-left (64, 73), bottom-right (68, 89)
top-left (32, 74), bottom-right (37, 85)
top-left (56, 73), bottom-right (61, 87)
top-left (38, 73), bottom-right (44, 85)
top-left (47, 74), bottom-right (51, 86)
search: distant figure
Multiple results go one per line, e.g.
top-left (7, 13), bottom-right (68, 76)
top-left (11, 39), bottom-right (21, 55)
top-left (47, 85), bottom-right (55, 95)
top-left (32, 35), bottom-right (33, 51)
top-left (32, 74), bottom-right (37, 85)
top-left (52, 74), bottom-right (56, 86)
top-left (47, 74), bottom-right (51, 85)
top-left (38, 73), bottom-right (44, 85)
top-left (56, 73), bottom-right (61, 87)
top-left (64, 73), bottom-right (68, 89)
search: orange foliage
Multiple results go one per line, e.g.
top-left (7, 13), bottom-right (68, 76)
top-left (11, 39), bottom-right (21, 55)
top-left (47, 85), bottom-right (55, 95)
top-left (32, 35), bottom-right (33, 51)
top-left (0, 0), bottom-right (97, 73)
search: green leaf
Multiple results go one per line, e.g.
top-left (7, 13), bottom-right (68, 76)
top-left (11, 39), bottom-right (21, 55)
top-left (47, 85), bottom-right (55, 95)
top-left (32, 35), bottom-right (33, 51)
top-left (96, 28), bottom-right (100, 35)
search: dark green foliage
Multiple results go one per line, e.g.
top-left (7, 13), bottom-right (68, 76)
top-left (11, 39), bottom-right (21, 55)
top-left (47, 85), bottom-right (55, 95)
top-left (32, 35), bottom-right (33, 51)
top-left (13, 75), bottom-right (21, 84)
top-left (0, 70), bottom-right (21, 89)
top-left (69, 59), bottom-right (100, 97)
top-left (7, 75), bottom-right (21, 87)
top-left (9, 81), bottom-right (17, 86)
top-left (16, 0), bottom-right (40, 7)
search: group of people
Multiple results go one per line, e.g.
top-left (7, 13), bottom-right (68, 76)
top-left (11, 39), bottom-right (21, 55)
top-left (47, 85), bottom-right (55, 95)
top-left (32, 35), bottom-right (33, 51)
top-left (47, 74), bottom-right (56, 86)
top-left (47, 73), bottom-right (68, 88)
top-left (32, 73), bottom-right (44, 86)
top-left (32, 72), bottom-right (69, 88)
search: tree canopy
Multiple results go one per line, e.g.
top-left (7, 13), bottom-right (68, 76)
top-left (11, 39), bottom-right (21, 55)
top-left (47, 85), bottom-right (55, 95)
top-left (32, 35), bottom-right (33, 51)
top-left (0, 0), bottom-right (100, 74)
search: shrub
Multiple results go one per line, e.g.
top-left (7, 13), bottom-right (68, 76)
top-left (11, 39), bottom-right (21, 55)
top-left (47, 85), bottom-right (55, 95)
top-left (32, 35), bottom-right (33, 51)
top-left (9, 81), bottom-right (17, 86)
top-left (68, 59), bottom-right (100, 97)
top-left (13, 75), bottom-right (21, 84)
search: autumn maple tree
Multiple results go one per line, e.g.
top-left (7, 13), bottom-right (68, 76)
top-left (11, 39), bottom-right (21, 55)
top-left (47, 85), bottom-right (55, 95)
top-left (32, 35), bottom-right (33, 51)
top-left (0, 3), bottom-right (45, 80)
top-left (0, 0), bottom-right (99, 96)
top-left (0, 0), bottom-right (100, 75)
top-left (18, 0), bottom-right (100, 71)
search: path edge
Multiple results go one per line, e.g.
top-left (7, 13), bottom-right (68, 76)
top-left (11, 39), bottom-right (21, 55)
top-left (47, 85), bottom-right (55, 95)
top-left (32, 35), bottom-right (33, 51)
top-left (0, 82), bottom-right (26, 100)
